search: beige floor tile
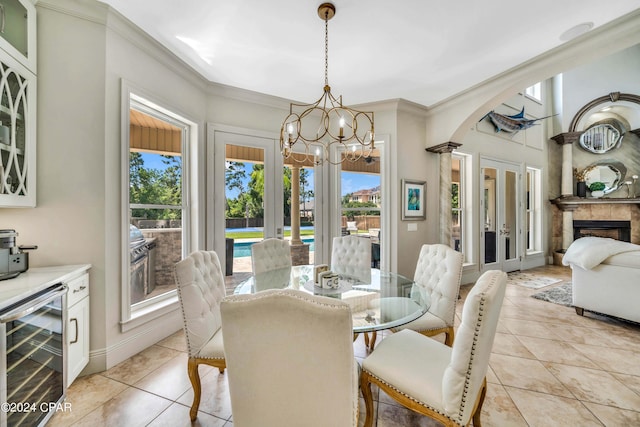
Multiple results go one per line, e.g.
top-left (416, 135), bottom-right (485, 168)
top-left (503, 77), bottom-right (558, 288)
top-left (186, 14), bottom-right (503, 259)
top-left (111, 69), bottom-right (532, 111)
top-left (147, 402), bottom-right (228, 426)
top-left (70, 387), bottom-right (172, 427)
top-left (134, 353), bottom-right (194, 400)
top-left (156, 330), bottom-right (188, 352)
top-left (489, 353), bottom-right (573, 397)
top-left (481, 383), bottom-right (528, 427)
top-left (486, 364), bottom-right (500, 384)
top-left (374, 401), bottom-right (440, 427)
top-left (176, 369), bottom-right (232, 420)
top-left (516, 335), bottom-right (600, 368)
top-left (491, 332), bottom-right (536, 359)
top-left (103, 344), bottom-right (182, 385)
top-left (48, 374), bottom-right (129, 426)
top-left (499, 317), bottom-right (561, 340)
top-left (545, 363), bottom-right (640, 410)
top-left (571, 343), bottom-right (640, 376)
top-left (583, 401), bottom-right (640, 426)
top-left (612, 372), bottom-right (640, 396)
top-left (505, 387), bottom-right (602, 427)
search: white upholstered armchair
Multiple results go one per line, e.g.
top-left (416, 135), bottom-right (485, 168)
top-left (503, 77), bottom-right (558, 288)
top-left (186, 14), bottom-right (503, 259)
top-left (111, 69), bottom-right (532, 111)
top-left (174, 251), bottom-right (226, 421)
top-left (360, 270), bottom-right (507, 427)
top-left (394, 243), bottom-right (463, 346)
top-left (221, 289), bottom-right (359, 427)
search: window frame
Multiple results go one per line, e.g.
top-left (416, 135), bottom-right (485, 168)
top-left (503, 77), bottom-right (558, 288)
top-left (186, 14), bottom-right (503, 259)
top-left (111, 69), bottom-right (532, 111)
top-left (120, 82), bottom-right (199, 331)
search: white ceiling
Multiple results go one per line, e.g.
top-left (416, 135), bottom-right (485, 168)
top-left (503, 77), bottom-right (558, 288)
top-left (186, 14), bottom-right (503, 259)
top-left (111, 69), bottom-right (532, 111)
top-left (99, 0), bottom-right (639, 107)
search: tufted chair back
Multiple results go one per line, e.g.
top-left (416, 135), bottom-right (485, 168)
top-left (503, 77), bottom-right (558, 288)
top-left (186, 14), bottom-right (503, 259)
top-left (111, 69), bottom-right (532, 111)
top-left (251, 238), bottom-right (292, 275)
top-left (174, 250), bottom-right (226, 358)
top-left (331, 235), bottom-right (372, 283)
top-left (221, 289), bottom-right (359, 427)
top-left (414, 244), bottom-right (463, 326)
top-left (443, 270), bottom-right (506, 424)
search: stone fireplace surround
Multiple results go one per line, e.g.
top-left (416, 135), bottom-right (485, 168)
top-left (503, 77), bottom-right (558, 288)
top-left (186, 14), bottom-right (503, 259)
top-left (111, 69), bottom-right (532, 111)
top-left (551, 198), bottom-right (640, 254)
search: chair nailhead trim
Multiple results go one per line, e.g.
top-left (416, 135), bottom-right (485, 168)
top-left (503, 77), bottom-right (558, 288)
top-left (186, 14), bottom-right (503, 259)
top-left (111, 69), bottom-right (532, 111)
top-left (454, 273), bottom-right (500, 424)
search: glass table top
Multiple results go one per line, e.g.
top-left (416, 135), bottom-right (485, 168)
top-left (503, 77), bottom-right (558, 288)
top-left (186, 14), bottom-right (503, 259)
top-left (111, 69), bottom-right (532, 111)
top-left (234, 265), bottom-right (430, 333)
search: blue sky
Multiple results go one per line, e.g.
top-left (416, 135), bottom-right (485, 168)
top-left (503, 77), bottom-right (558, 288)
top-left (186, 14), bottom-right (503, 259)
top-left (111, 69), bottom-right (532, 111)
top-left (140, 154), bottom-right (379, 198)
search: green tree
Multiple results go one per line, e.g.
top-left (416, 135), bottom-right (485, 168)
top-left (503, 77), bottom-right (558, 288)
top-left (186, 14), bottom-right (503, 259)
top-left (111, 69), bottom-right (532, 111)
top-left (129, 152), bottom-right (182, 220)
top-left (299, 168), bottom-right (314, 220)
top-left (225, 161), bottom-right (248, 220)
top-left (248, 164), bottom-right (265, 218)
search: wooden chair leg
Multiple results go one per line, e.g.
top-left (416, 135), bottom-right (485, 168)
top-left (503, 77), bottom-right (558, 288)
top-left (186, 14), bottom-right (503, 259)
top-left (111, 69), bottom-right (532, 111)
top-left (444, 327), bottom-right (454, 347)
top-left (187, 358), bottom-right (201, 421)
top-left (363, 332), bottom-right (370, 348)
top-left (368, 331), bottom-right (377, 351)
top-left (472, 379), bottom-right (487, 427)
top-left (360, 372), bottom-right (375, 427)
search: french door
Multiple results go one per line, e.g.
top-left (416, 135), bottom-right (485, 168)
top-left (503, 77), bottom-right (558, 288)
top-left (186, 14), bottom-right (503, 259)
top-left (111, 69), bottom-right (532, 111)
top-left (209, 127), bottom-right (284, 271)
top-left (480, 158), bottom-right (521, 273)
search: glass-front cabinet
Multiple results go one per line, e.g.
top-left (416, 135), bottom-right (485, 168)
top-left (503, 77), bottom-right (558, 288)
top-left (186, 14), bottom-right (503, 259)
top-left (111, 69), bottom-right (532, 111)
top-left (0, 0), bottom-right (36, 207)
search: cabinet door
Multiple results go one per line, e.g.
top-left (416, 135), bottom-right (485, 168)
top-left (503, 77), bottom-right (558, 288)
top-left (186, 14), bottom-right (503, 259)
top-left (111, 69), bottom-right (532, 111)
top-left (0, 52), bottom-right (36, 207)
top-left (67, 296), bottom-right (90, 387)
top-left (0, 0), bottom-right (36, 72)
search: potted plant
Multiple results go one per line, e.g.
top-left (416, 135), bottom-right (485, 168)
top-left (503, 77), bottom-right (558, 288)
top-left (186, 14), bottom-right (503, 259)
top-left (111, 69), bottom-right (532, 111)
top-left (589, 181), bottom-right (606, 198)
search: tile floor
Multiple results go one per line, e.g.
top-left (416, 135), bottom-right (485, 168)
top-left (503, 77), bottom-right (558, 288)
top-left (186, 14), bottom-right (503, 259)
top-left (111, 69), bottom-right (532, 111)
top-left (49, 265), bottom-right (640, 426)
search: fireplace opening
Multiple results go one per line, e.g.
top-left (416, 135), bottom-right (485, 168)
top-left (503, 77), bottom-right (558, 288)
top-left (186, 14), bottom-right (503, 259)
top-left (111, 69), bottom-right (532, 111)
top-left (573, 220), bottom-right (631, 242)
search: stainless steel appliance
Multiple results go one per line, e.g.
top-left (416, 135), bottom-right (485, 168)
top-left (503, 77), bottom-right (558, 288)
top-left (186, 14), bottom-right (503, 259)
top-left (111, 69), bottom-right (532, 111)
top-left (129, 225), bottom-right (157, 303)
top-left (0, 284), bottom-right (67, 426)
top-left (0, 230), bottom-right (36, 281)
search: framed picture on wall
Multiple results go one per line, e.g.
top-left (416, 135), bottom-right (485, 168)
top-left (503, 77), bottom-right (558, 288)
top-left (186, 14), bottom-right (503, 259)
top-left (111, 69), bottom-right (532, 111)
top-left (401, 179), bottom-right (426, 220)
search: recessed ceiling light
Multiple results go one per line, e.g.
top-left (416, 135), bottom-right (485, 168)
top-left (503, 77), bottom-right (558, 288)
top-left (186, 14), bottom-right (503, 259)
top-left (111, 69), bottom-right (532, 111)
top-left (560, 22), bottom-right (594, 41)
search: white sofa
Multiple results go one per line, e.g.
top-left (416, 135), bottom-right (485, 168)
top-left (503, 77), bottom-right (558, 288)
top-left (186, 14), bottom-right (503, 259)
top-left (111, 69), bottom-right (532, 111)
top-left (563, 237), bottom-right (640, 323)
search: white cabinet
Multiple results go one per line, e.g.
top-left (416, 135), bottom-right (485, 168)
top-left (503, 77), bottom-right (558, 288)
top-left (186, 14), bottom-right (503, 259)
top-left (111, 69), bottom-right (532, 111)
top-left (0, 0), bottom-right (36, 207)
top-left (66, 272), bottom-right (90, 387)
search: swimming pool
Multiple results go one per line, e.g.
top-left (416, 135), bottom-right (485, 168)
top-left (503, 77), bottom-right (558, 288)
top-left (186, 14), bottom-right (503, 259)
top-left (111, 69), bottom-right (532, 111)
top-left (234, 238), bottom-right (314, 258)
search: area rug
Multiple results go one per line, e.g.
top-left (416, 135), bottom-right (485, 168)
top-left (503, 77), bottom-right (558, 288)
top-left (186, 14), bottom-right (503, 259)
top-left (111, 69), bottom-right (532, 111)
top-left (531, 282), bottom-right (573, 306)
top-left (507, 271), bottom-right (562, 289)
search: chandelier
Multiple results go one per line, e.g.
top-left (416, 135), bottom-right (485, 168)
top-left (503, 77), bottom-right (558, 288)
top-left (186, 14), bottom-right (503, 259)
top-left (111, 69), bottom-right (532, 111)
top-left (280, 2), bottom-right (375, 165)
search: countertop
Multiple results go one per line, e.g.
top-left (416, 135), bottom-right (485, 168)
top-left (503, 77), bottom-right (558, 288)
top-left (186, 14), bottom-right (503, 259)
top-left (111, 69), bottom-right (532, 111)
top-left (0, 264), bottom-right (91, 311)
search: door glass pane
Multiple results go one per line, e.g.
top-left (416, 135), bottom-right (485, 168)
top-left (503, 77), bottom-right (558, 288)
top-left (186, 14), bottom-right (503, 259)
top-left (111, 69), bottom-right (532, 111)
top-left (225, 144), bottom-right (265, 276)
top-left (341, 150), bottom-right (381, 268)
top-left (483, 168), bottom-right (496, 264)
top-left (504, 170), bottom-right (517, 261)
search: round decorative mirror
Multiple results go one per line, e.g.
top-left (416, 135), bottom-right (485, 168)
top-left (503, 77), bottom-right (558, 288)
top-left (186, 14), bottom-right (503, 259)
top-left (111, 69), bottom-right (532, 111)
top-left (583, 160), bottom-right (626, 194)
top-left (579, 119), bottom-right (624, 154)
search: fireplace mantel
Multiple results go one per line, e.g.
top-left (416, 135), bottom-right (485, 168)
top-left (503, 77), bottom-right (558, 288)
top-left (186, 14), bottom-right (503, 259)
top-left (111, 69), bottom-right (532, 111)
top-left (551, 197), bottom-right (640, 211)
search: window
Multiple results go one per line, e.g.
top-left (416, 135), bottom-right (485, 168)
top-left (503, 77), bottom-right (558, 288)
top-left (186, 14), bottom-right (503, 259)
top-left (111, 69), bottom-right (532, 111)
top-left (525, 82), bottom-right (542, 102)
top-left (122, 88), bottom-right (197, 328)
top-left (526, 167), bottom-right (542, 253)
top-left (452, 153), bottom-right (471, 264)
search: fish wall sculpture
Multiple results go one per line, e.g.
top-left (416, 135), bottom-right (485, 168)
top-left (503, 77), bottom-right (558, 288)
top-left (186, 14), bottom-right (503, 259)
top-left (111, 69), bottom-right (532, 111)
top-left (480, 107), bottom-right (555, 135)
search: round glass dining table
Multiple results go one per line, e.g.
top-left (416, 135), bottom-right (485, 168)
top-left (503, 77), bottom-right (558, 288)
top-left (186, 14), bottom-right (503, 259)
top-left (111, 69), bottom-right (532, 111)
top-left (234, 265), bottom-right (430, 334)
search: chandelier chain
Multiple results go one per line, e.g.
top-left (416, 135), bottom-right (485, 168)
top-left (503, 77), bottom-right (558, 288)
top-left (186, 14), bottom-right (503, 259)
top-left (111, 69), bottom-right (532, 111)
top-left (324, 10), bottom-right (329, 87)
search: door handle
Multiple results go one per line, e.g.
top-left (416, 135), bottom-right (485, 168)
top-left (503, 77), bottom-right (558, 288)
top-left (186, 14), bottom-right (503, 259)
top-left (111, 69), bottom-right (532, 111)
top-left (70, 318), bottom-right (79, 344)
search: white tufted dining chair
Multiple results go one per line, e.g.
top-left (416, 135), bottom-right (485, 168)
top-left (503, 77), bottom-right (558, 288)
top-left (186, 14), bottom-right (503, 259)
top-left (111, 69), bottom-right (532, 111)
top-left (174, 251), bottom-right (226, 421)
top-left (251, 238), bottom-right (292, 274)
top-left (331, 235), bottom-right (371, 283)
top-left (251, 238), bottom-right (292, 291)
top-left (393, 243), bottom-right (463, 346)
top-left (221, 289), bottom-right (359, 427)
top-left (360, 270), bottom-right (507, 427)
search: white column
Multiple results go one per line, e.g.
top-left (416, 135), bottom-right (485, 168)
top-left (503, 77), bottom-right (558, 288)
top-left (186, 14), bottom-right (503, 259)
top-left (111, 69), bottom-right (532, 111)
top-left (426, 142), bottom-right (462, 248)
top-left (561, 143), bottom-right (573, 197)
top-left (290, 165), bottom-right (302, 245)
